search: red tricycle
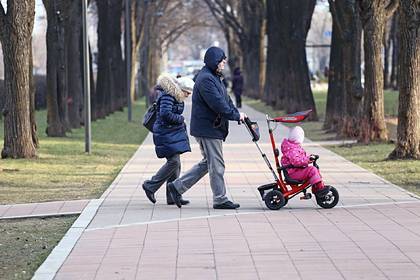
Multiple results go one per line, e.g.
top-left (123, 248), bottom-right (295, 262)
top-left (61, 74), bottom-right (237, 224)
top-left (242, 110), bottom-right (339, 210)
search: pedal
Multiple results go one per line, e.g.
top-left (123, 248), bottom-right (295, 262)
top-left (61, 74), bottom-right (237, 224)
top-left (300, 193), bottom-right (312, 200)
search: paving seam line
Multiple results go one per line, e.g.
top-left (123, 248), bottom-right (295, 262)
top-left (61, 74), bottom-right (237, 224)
top-left (85, 199), bottom-right (420, 233)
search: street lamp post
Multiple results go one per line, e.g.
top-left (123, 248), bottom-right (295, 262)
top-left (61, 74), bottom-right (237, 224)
top-left (125, 0), bottom-right (132, 122)
top-left (82, 0), bottom-right (91, 154)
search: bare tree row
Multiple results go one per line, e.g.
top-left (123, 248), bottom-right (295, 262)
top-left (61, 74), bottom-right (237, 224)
top-left (0, 0), bottom-right (211, 159)
top-left (1, 0), bottom-right (419, 160)
top-left (206, 0), bottom-right (418, 158)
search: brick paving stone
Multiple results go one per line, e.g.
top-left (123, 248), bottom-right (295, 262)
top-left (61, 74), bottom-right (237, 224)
top-left (1, 199), bottom-right (89, 220)
top-left (32, 101), bottom-right (420, 280)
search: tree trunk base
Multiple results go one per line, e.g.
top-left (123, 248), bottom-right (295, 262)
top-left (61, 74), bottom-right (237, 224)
top-left (46, 124), bottom-right (66, 137)
top-left (1, 146), bottom-right (37, 159)
top-left (358, 118), bottom-right (388, 144)
top-left (388, 146), bottom-right (420, 160)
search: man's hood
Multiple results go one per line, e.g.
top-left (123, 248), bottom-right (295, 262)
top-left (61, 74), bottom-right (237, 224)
top-left (204, 47), bottom-right (226, 72)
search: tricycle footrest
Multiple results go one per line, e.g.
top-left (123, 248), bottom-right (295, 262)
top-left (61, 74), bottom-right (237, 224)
top-left (257, 183), bottom-right (278, 199)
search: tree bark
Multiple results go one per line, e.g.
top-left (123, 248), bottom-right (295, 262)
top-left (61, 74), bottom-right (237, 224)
top-left (66, 0), bottom-right (83, 128)
top-left (239, 1), bottom-right (264, 99)
top-left (357, 0), bottom-right (398, 143)
top-left (29, 38), bottom-right (39, 148)
top-left (264, 0), bottom-right (286, 108)
top-left (96, 0), bottom-right (124, 118)
top-left (43, 0), bottom-right (70, 137)
top-left (389, 0), bottom-right (420, 159)
top-left (264, 0), bottom-right (317, 120)
top-left (328, 0), bottom-right (363, 137)
top-left (324, 17), bottom-right (343, 130)
top-left (259, 18), bottom-right (266, 98)
top-left (0, 0), bottom-right (37, 158)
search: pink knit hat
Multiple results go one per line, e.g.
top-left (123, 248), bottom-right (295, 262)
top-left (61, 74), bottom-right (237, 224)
top-left (288, 126), bottom-right (305, 144)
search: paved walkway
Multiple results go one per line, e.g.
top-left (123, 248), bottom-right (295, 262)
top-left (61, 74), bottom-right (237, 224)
top-left (0, 200), bottom-right (89, 220)
top-left (33, 101), bottom-right (420, 280)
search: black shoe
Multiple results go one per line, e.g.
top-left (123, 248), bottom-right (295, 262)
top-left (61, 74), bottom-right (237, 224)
top-left (213, 200), bottom-right (240, 209)
top-left (142, 184), bottom-right (156, 204)
top-left (167, 182), bottom-right (182, 208)
top-left (314, 186), bottom-right (331, 198)
top-left (167, 198), bottom-right (190, 205)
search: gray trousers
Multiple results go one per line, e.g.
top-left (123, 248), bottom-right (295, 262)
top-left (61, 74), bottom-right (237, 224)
top-left (143, 154), bottom-right (180, 200)
top-left (172, 137), bottom-right (229, 204)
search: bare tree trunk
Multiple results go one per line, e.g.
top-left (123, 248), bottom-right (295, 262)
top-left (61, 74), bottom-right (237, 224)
top-left (29, 38), bottom-right (39, 148)
top-left (324, 19), bottom-right (343, 131)
top-left (43, 0), bottom-right (70, 137)
top-left (239, 1), bottom-right (264, 99)
top-left (389, 0), bottom-right (420, 159)
top-left (265, 0), bottom-right (317, 119)
top-left (259, 18), bottom-right (266, 98)
top-left (328, 0), bottom-right (363, 138)
top-left (66, 0), bottom-right (83, 128)
top-left (0, 0), bottom-right (37, 158)
top-left (96, 0), bottom-right (124, 117)
top-left (264, 0), bottom-right (286, 108)
top-left (139, 41), bottom-right (150, 104)
top-left (358, 0), bottom-right (398, 143)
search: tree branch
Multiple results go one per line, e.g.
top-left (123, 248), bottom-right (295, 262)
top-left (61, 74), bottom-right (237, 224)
top-left (204, 0), bottom-right (226, 30)
top-left (204, 0), bottom-right (245, 40)
top-left (213, 0), bottom-right (245, 37)
top-left (385, 0), bottom-right (399, 19)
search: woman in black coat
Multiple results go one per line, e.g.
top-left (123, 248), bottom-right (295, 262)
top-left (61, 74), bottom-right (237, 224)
top-left (142, 74), bottom-right (194, 205)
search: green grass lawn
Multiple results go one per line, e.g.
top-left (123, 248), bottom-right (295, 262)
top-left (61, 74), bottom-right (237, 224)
top-left (0, 216), bottom-right (77, 280)
top-left (0, 100), bottom-right (149, 279)
top-left (330, 144), bottom-right (420, 195)
top-left (243, 87), bottom-right (419, 196)
top-left (0, 100), bottom-right (149, 204)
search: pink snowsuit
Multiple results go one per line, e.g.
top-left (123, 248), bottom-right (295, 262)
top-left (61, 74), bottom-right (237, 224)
top-left (280, 139), bottom-right (323, 189)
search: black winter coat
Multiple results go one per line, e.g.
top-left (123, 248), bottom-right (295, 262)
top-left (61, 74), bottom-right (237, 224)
top-left (190, 47), bottom-right (240, 140)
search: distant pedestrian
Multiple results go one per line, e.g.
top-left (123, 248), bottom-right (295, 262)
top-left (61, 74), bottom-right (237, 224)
top-left (142, 74), bottom-right (194, 206)
top-left (231, 67), bottom-right (243, 108)
top-left (167, 46), bottom-right (247, 210)
top-left (222, 77), bottom-right (228, 89)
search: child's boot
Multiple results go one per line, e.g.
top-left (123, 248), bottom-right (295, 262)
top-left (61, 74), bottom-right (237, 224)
top-left (312, 182), bottom-right (330, 198)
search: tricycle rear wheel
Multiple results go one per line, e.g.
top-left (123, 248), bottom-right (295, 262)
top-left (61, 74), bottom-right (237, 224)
top-left (264, 190), bottom-right (285, 210)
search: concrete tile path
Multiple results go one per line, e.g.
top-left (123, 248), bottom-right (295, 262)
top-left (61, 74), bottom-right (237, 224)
top-left (33, 101), bottom-right (420, 280)
top-left (0, 199), bottom-right (89, 220)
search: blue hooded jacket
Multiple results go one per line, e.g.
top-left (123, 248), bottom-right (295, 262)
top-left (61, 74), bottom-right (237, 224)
top-left (152, 74), bottom-right (191, 158)
top-left (190, 47), bottom-right (240, 140)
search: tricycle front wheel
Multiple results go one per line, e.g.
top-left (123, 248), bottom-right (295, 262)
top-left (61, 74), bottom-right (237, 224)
top-left (316, 186), bottom-right (339, 209)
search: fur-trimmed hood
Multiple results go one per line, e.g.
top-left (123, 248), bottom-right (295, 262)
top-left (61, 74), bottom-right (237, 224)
top-left (156, 74), bottom-right (185, 102)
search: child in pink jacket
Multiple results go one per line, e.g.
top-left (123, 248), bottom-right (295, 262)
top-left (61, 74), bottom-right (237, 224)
top-left (281, 126), bottom-right (329, 197)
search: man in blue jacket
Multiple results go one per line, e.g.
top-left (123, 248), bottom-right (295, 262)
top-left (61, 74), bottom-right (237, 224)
top-left (168, 46), bottom-right (246, 209)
